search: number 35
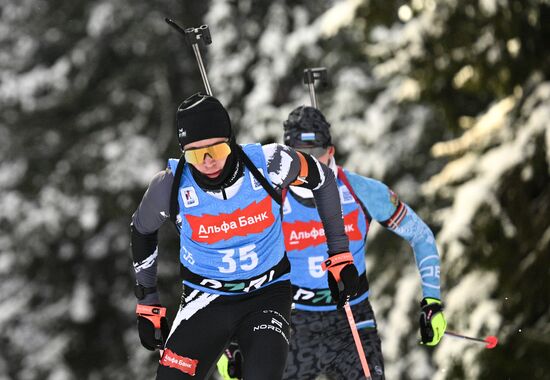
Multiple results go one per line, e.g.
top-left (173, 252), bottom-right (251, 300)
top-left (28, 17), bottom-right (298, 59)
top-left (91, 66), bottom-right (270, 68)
top-left (218, 244), bottom-right (258, 273)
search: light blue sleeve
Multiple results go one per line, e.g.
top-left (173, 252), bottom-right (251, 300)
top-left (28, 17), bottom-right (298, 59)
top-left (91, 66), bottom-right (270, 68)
top-left (346, 172), bottom-right (441, 300)
top-left (345, 172), bottom-right (395, 221)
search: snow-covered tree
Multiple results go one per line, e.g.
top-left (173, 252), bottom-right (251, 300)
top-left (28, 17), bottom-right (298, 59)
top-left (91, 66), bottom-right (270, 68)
top-left (1, 0), bottom-right (548, 379)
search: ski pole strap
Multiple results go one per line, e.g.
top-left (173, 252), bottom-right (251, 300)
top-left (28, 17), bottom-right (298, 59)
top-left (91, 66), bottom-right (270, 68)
top-left (136, 304), bottom-right (166, 329)
top-left (321, 252), bottom-right (353, 282)
top-left (336, 167), bottom-right (372, 227)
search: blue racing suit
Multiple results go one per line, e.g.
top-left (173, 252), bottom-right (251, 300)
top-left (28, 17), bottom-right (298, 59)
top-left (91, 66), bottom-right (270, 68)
top-left (282, 162), bottom-right (441, 380)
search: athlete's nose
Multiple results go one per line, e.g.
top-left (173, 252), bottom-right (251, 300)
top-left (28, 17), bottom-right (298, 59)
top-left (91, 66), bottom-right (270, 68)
top-left (203, 153), bottom-right (215, 165)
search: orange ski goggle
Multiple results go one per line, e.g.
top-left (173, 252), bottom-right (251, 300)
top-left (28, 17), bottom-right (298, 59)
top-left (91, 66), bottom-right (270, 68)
top-left (184, 141), bottom-right (232, 164)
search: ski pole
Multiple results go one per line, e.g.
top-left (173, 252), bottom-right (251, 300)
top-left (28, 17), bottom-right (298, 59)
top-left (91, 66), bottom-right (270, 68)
top-left (305, 69), bottom-right (371, 378)
top-left (165, 18), bottom-right (213, 95)
top-left (344, 303), bottom-right (373, 380)
top-left (445, 330), bottom-right (498, 349)
top-left (303, 67), bottom-right (328, 109)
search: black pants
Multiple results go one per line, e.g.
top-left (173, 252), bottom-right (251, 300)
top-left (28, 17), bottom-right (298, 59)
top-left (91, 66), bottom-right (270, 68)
top-left (283, 299), bottom-right (385, 380)
top-left (157, 280), bottom-right (292, 380)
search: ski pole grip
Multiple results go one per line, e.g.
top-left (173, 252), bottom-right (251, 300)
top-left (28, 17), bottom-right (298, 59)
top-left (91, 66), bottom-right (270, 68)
top-left (136, 304), bottom-right (166, 329)
top-left (184, 27), bottom-right (197, 45)
top-left (303, 67), bottom-right (328, 86)
top-left (184, 25), bottom-right (212, 46)
top-left (199, 25), bottom-right (212, 45)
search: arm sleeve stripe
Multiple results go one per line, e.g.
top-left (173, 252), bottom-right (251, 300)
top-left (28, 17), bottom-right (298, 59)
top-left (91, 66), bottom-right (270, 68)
top-left (290, 151), bottom-right (309, 186)
top-left (381, 201), bottom-right (407, 229)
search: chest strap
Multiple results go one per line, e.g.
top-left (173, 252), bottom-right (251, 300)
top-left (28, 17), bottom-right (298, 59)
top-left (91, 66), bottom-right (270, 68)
top-left (337, 167), bottom-right (372, 228)
top-left (169, 155), bottom-right (186, 226)
top-left (237, 145), bottom-right (282, 205)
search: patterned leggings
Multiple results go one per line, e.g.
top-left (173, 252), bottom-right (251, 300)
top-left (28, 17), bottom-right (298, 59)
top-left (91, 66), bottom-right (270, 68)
top-left (283, 300), bottom-right (385, 380)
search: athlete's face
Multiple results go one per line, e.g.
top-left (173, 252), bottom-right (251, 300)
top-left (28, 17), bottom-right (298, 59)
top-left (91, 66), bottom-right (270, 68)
top-left (184, 137), bottom-right (230, 178)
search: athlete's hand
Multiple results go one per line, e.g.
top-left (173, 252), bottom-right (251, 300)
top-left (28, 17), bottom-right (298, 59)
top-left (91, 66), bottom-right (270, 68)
top-left (216, 343), bottom-right (242, 380)
top-left (419, 298), bottom-right (446, 346)
top-left (322, 252), bottom-right (358, 309)
top-left (136, 304), bottom-right (170, 351)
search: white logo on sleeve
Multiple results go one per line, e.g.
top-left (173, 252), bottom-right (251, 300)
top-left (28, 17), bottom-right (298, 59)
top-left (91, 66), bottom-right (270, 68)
top-left (181, 187), bottom-right (199, 208)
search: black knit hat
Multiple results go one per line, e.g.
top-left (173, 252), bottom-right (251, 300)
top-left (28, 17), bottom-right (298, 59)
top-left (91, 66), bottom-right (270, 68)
top-left (176, 93), bottom-right (232, 150)
top-left (283, 106), bottom-right (332, 148)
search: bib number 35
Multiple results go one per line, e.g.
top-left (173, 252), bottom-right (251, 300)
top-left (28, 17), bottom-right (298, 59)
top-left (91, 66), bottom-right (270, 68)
top-left (218, 244), bottom-right (259, 273)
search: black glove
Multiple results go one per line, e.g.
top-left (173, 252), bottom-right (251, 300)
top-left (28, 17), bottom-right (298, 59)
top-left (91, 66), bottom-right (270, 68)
top-left (322, 252), bottom-right (359, 309)
top-left (136, 304), bottom-right (170, 351)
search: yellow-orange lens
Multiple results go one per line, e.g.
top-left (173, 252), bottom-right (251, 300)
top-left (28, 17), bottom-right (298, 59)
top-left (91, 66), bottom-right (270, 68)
top-left (184, 142), bottom-right (231, 164)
